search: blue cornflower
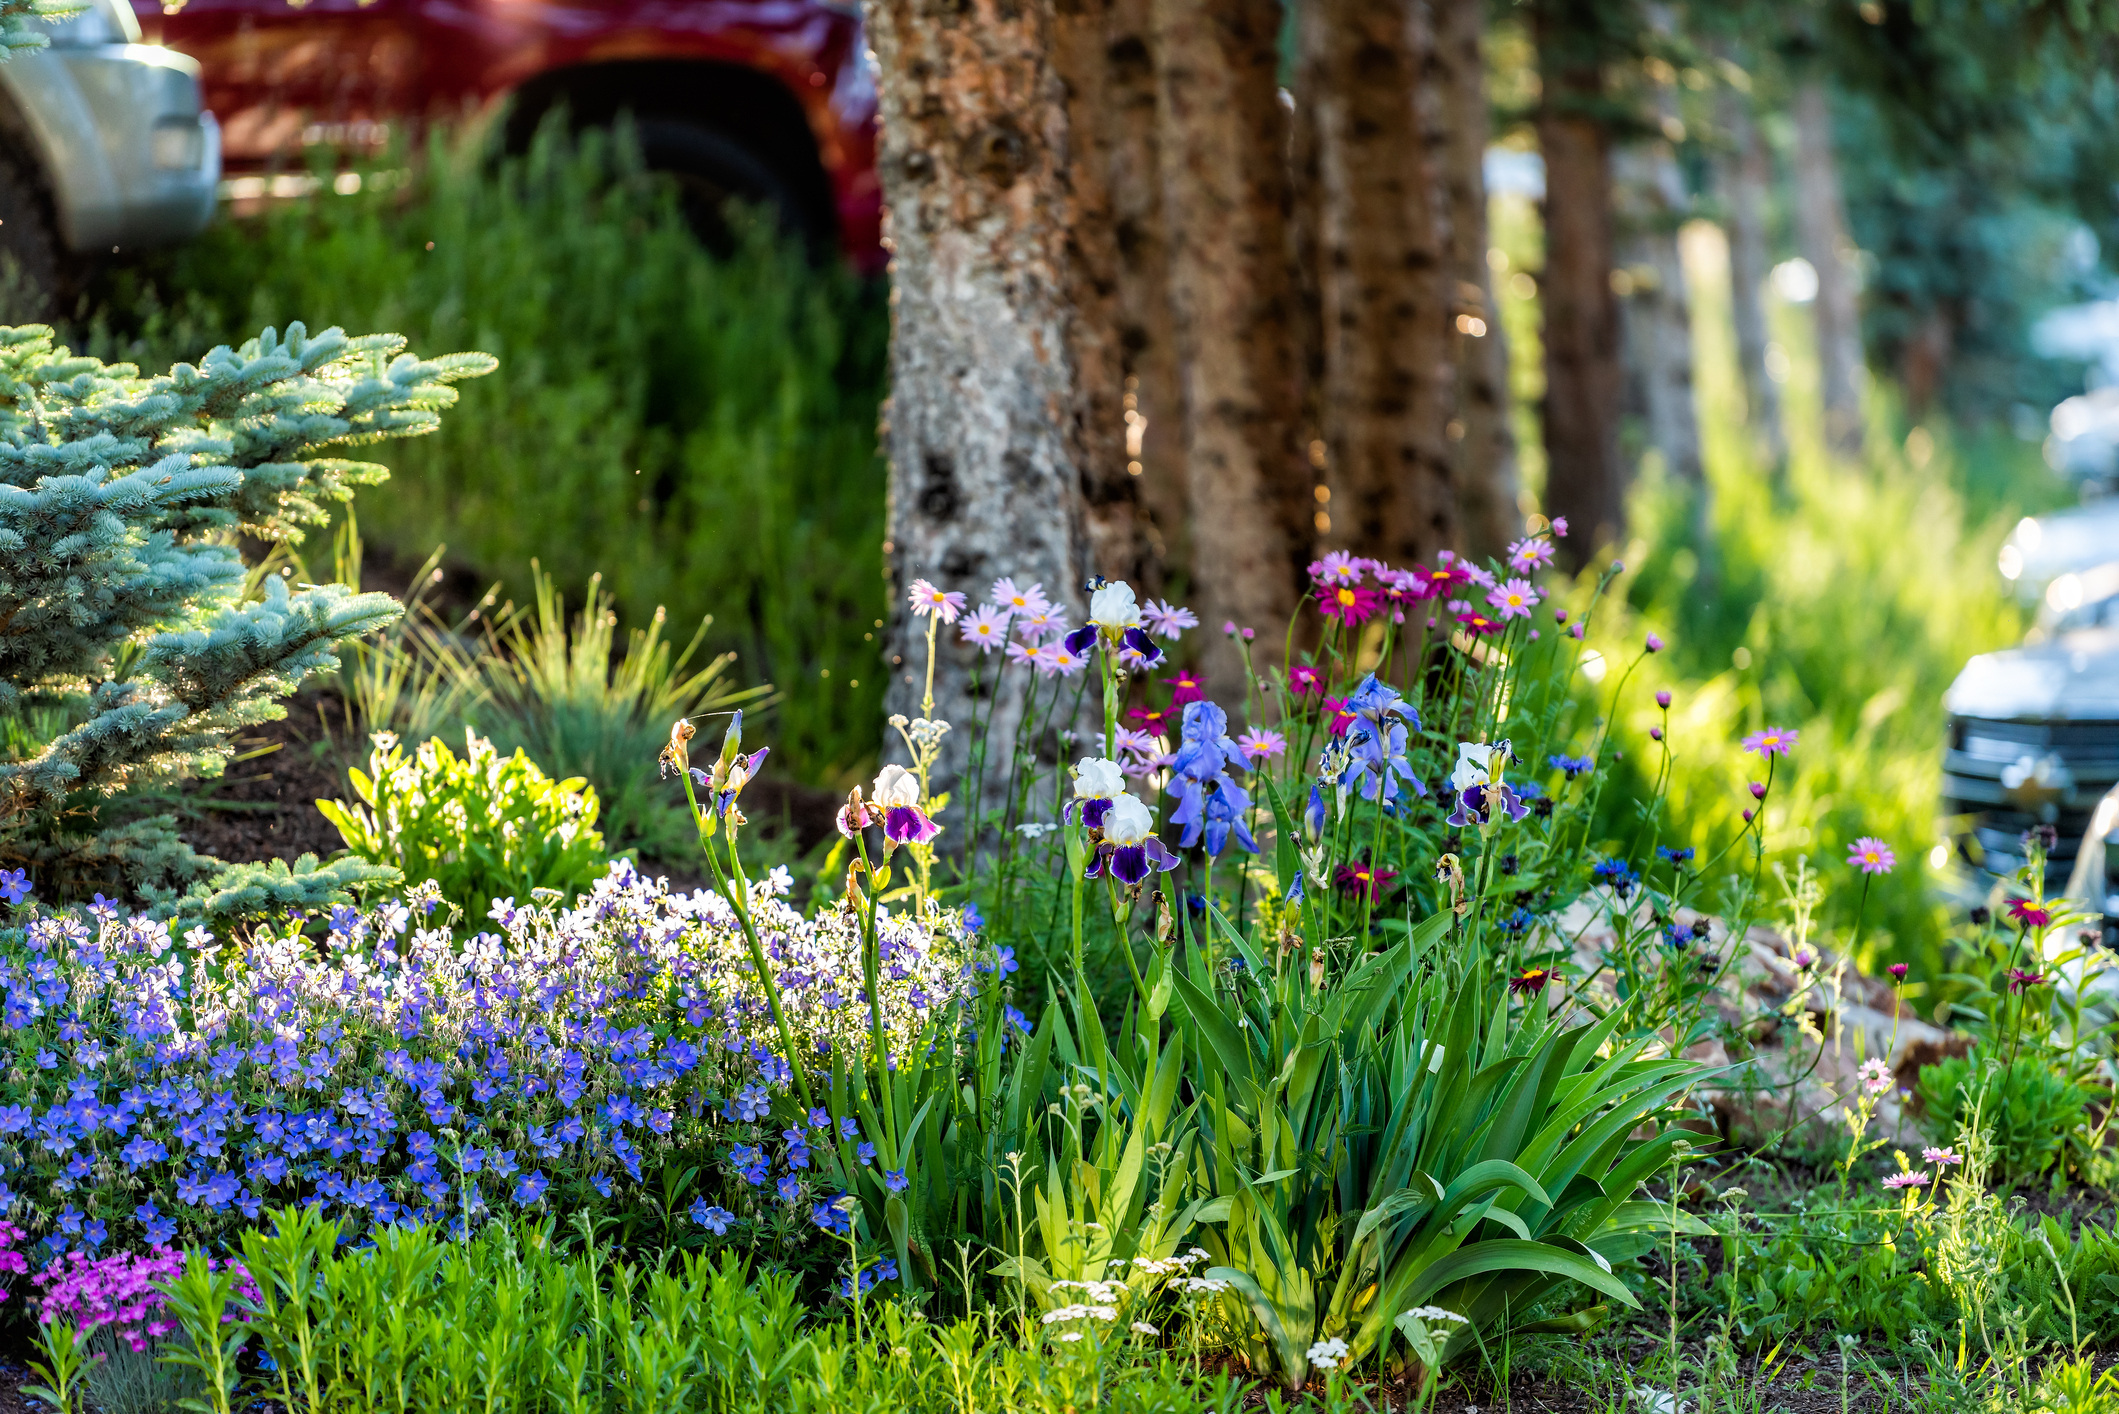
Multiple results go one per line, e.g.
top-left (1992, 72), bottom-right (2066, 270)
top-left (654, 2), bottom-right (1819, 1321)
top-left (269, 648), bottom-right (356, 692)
top-left (1657, 845), bottom-right (1695, 866)
top-left (1499, 908), bottom-right (1534, 935)
top-left (1590, 857), bottom-right (1640, 898)
top-left (1549, 753), bottom-right (1594, 778)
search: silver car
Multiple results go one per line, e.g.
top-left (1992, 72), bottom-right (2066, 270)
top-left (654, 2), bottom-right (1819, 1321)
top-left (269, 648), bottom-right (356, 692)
top-left (0, 0), bottom-right (219, 315)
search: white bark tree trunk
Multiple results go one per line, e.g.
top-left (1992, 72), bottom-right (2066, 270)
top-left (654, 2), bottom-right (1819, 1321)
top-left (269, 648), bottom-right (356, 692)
top-left (866, 0), bottom-right (1093, 809)
top-left (1791, 78), bottom-right (1866, 460)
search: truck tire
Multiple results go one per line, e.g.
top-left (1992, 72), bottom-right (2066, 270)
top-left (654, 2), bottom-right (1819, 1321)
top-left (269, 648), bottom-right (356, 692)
top-left (631, 117), bottom-right (828, 257)
top-left (0, 152), bottom-right (61, 323)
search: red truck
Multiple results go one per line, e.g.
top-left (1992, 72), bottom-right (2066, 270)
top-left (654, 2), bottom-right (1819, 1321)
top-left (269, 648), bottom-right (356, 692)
top-left (130, 0), bottom-right (884, 269)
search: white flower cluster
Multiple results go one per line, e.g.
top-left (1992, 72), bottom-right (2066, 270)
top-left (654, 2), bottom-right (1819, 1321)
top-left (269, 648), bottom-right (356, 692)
top-left (1307, 1336), bottom-right (1351, 1370)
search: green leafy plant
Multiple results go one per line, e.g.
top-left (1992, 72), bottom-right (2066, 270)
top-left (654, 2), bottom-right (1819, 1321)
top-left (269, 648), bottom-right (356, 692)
top-left (319, 728), bottom-right (607, 921)
top-left (1916, 1052), bottom-right (2091, 1183)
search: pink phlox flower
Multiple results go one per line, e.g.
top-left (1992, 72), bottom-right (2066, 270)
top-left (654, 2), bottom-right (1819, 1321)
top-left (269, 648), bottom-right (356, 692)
top-left (958, 604), bottom-right (1012, 653)
top-left (990, 577), bottom-right (1050, 619)
top-left (1487, 578), bottom-right (1541, 620)
top-left (1882, 1171), bottom-right (1928, 1190)
top-left (1507, 537), bottom-right (1555, 572)
top-left (1847, 837), bottom-right (1896, 876)
top-left (1237, 728), bottom-right (1287, 761)
top-left (1741, 727), bottom-right (1799, 758)
top-left (908, 579), bottom-right (967, 624)
top-left (1141, 599), bottom-right (1199, 640)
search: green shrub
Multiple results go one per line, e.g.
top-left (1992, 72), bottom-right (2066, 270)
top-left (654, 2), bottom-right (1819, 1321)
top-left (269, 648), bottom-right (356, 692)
top-left (318, 729), bottom-right (607, 921)
top-left (1915, 1052), bottom-right (2091, 1182)
top-left (76, 120), bottom-right (888, 787)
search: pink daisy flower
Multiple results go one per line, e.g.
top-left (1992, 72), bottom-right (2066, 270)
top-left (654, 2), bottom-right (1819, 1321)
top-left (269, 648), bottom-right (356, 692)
top-left (958, 604), bottom-right (1011, 653)
top-left (1741, 727), bottom-right (1799, 758)
top-left (1921, 1147), bottom-right (1961, 1167)
top-left (989, 577), bottom-right (1049, 620)
top-left (1846, 837), bottom-right (1896, 875)
top-left (1014, 606), bottom-right (1070, 643)
top-left (1141, 599), bottom-right (1199, 640)
top-left (1881, 1171), bottom-right (1928, 1190)
top-left (1507, 537), bottom-right (1555, 573)
top-left (1310, 551), bottom-right (1366, 587)
top-left (1487, 578), bottom-right (1541, 620)
top-left (1042, 641), bottom-right (1089, 677)
top-left (908, 579), bottom-right (966, 624)
top-left (1237, 728), bottom-right (1287, 761)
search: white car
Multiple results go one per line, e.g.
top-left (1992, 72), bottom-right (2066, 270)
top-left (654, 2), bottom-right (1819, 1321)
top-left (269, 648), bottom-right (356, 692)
top-left (0, 0), bottom-right (219, 315)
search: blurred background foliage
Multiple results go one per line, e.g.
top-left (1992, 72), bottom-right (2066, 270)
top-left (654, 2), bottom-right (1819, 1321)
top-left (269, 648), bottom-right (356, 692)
top-left (68, 123), bottom-right (891, 794)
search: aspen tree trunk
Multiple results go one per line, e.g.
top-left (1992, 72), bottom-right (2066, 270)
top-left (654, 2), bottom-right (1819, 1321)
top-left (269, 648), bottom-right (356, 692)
top-left (1612, 143), bottom-right (1702, 492)
top-left (1535, 3), bottom-right (1625, 562)
top-left (1053, 0), bottom-right (1161, 589)
top-left (1791, 78), bottom-right (1865, 460)
top-left (1430, 0), bottom-right (1521, 560)
top-left (1719, 80), bottom-right (1784, 469)
top-left (1301, 0), bottom-right (1460, 571)
top-left (1152, 0), bottom-right (1310, 690)
top-left (865, 0), bottom-right (1093, 806)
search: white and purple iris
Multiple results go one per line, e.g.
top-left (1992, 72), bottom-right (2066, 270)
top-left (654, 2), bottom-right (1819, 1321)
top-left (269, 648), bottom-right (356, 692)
top-left (1445, 742), bottom-right (1531, 828)
top-left (870, 764), bottom-right (940, 845)
top-left (1069, 756), bottom-right (1128, 828)
top-left (1084, 793), bottom-right (1180, 886)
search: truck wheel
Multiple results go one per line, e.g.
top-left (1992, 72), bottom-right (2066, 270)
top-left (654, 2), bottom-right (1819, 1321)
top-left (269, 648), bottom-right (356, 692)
top-left (631, 118), bottom-right (827, 256)
top-left (0, 153), bottom-right (61, 323)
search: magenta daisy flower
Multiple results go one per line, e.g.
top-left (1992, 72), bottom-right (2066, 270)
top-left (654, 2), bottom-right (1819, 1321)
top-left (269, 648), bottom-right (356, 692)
top-left (989, 577), bottom-right (1050, 619)
top-left (1741, 727), bottom-right (1799, 758)
top-left (958, 605), bottom-right (1011, 653)
top-left (1507, 537), bottom-right (1555, 573)
top-left (1236, 728), bottom-right (1287, 761)
top-left (1455, 610), bottom-right (1502, 637)
top-left (1287, 663), bottom-right (1325, 697)
top-left (908, 579), bottom-right (966, 624)
top-left (1487, 578), bottom-right (1540, 620)
top-left (1162, 668), bottom-right (1206, 706)
top-left (1141, 599), bottom-right (1198, 640)
top-left (1317, 583), bottom-right (1381, 626)
top-left (1846, 837), bottom-right (1895, 875)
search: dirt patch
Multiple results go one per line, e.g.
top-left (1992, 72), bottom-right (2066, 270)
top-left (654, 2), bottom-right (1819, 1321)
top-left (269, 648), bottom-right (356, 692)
top-left (178, 691), bottom-right (355, 866)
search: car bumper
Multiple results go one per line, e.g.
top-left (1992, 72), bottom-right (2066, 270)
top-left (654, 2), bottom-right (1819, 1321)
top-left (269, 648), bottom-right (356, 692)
top-left (4, 42), bottom-right (219, 252)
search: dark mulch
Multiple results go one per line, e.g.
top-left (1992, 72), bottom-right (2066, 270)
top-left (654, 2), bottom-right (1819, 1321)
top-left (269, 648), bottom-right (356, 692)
top-left (178, 692), bottom-right (355, 866)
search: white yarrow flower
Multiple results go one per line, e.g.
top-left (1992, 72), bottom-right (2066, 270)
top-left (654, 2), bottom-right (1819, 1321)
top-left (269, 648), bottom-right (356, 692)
top-left (1306, 1337), bottom-right (1350, 1370)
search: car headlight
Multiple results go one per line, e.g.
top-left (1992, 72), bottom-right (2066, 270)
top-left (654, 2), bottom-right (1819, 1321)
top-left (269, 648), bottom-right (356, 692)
top-left (151, 117), bottom-right (204, 172)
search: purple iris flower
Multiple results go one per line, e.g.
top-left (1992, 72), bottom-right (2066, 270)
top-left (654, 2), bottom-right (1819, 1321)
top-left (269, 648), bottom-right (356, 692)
top-left (1119, 626), bottom-right (1165, 668)
top-left (1165, 701), bottom-right (1254, 855)
top-left (1062, 624), bottom-right (1099, 657)
top-left (882, 805), bottom-right (941, 845)
top-left (1086, 834), bottom-right (1181, 885)
top-left (1339, 675), bottom-right (1426, 804)
top-left (1446, 780), bottom-right (1532, 828)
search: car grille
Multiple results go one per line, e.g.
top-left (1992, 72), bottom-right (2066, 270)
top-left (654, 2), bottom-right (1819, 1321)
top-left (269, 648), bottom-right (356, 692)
top-left (1942, 715), bottom-right (2119, 880)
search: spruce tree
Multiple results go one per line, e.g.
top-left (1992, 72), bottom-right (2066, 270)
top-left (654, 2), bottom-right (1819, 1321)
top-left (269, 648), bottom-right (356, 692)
top-left (0, 321), bottom-right (494, 910)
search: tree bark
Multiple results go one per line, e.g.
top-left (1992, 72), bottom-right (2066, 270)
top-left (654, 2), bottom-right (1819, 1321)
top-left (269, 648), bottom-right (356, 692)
top-left (1612, 128), bottom-right (1702, 493)
top-left (1053, 0), bottom-right (1165, 589)
top-left (1535, 5), bottom-right (1625, 562)
top-left (1429, 0), bottom-right (1520, 561)
top-left (1152, 0), bottom-right (1310, 688)
top-left (1791, 77), bottom-right (1865, 460)
top-left (866, 0), bottom-right (1093, 803)
top-left (1301, 0), bottom-right (1460, 572)
top-left (1718, 78), bottom-right (1783, 470)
